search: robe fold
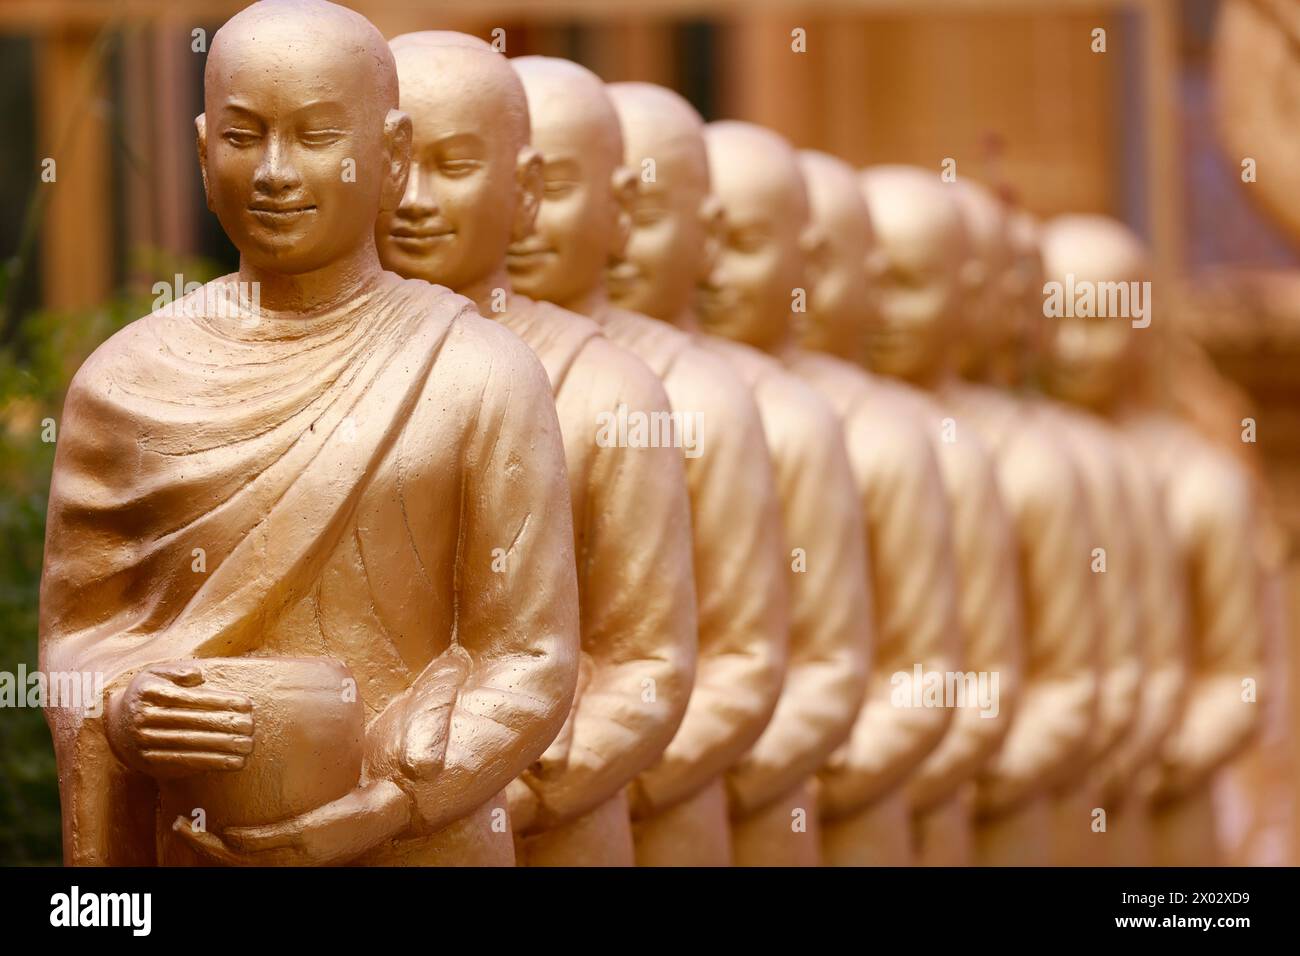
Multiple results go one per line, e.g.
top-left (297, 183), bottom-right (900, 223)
top-left (40, 273), bottom-right (580, 865)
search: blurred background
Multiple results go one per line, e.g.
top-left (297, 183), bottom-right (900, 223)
top-left (1, 0), bottom-right (1297, 865)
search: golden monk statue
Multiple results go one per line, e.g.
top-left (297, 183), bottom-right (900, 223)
top-left (685, 120), bottom-right (876, 866)
top-left (860, 165), bottom-right (1102, 866)
top-left (949, 179), bottom-right (1148, 866)
top-left (974, 193), bottom-right (1190, 865)
top-left (1039, 214), bottom-right (1263, 866)
top-left (39, 0), bottom-right (581, 867)
top-left (508, 60), bottom-right (792, 866)
top-left (795, 150), bottom-right (1021, 866)
top-left (374, 35), bottom-right (697, 867)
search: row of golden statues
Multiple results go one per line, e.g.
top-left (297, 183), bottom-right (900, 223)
top-left (39, 0), bottom-right (1270, 866)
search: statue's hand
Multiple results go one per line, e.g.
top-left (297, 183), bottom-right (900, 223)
top-left (506, 777), bottom-right (540, 834)
top-left (106, 662), bottom-right (254, 779)
top-left (171, 778), bottom-right (411, 866)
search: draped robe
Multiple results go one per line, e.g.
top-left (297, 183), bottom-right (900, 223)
top-left (497, 295), bottom-right (697, 866)
top-left (600, 306), bottom-right (789, 866)
top-left (698, 334), bottom-right (872, 866)
top-left (40, 273), bottom-right (580, 866)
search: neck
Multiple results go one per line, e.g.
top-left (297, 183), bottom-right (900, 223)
top-left (558, 284), bottom-right (609, 323)
top-left (744, 312), bottom-right (793, 357)
top-left (903, 349), bottom-right (953, 392)
top-left (458, 264), bottom-right (514, 317)
top-left (801, 315), bottom-right (858, 363)
top-left (665, 305), bottom-right (700, 334)
top-left (240, 241), bottom-right (383, 314)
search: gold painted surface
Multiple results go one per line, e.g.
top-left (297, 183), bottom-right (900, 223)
top-left (511, 62), bottom-right (792, 865)
top-left (1040, 213), bottom-right (1266, 866)
top-left (40, 0), bottom-right (582, 866)
top-left (697, 120), bottom-right (873, 866)
top-left (375, 37), bottom-right (698, 867)
top-left (796, 150), bottom-right (1014, 868)
top-left (861, 165), bottom-right (1103, 866)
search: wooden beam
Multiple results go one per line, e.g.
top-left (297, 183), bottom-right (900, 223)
top-left (35, 26), bottom-right (112, 310)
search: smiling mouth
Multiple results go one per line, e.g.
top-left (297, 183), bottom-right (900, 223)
top-left (388, 227), bottom-right (455, 252)
top-left (696, 288), bottom-right (737, 312)
top-left (506, 246), bottom-right (554, 271)
top-left (606, 261), bottom-right (641, 284)
top-left (248, 204), bottom-right (317, 224)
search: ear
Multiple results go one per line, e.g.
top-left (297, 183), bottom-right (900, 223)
top-left (512, 146), bottom-right (544, 242)
top-left (609, 165), bottom-right (638, 259)
top-left (698, 193), bottom-right (725, 282)
top-left (800, 224), bottom-right (831, 287)
top-left (381, 109), bottom-right (413, 213)
top-left (195, 114), bottom-right (213, 212)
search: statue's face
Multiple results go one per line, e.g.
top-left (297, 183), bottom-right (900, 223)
top-left (699, 127), bottom-right (806, 352)
top-left (1042, 303), bottom-right (1133, 407)
top-left (859, 174), bottom-right (965, 382)
top-left (1039, 220), bottom-right (1144, 408)
top-left (952, 188), bottom-right (1018, 378)
top-left (201, 17), bottom-right (393, 276)
top-left (608, 98), bottom-right (712, 320)
top-left (376, 47), bottom-right (520, 291)
top-left (798, 153), bottom-right (874, 360)
top-left (508, 72), bottom-right (622, 306)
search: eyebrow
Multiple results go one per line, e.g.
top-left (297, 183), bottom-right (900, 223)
top-left (430, 131), bottom-right (486, 150)
top-left (543, 158), bottom-right (582, 178)
top-left (217, 99), bottom-right (351, 122)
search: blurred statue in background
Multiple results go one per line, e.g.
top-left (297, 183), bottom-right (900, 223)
top-left (375, 36), bottom-right (698, 867)
top-left (860, 166), bottom-right (1101, 866)
top-left (688, 120), bottom-right (877, 866)
top-left (796, 150), bottom-right (1020, 866)
top-left (39, 0), bottom-right (581, 866)
top-left (950, 179), bottom-right (1152, 866)
top-left (1039, 214), bottom-right (1264, 866)
top-left (512, 62), bottom-right (792, 866)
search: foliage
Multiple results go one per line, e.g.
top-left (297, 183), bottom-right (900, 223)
top-left (0, 250), bottom-right (221, 864)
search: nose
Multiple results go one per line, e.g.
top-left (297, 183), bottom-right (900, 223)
top-left (397, 161), bottom-right (438, 219)
top-left (252, 132), bottom-right (302, 196)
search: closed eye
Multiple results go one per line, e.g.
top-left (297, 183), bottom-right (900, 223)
top-left (222, 128), bottom-right (261, 148)
top-left (439, 159), bottom-right (481, 177)
top-left (299, 128), bottom-right (347, 148)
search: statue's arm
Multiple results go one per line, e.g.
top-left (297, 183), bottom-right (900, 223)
top-left (819, 413), bottom-right (960, 817)
top-left (513, 350), bottom-right (697, 830)
top-left (1154, 451), bottom-right (1262, 798)
top-left (630, 356), bottom-right (788, 817)
top-left (372, 329), bottom-right (581, 833)
top-left (976, 440), bottom-right (1100, 815)
top-left (906, 436), bottom-right (1022, 814)
top-left (1103, 460), bottom-right (1190, 790)
top-left (727, 388), bottom-right (870, 816)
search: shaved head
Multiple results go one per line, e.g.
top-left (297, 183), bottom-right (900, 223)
top-left (858, 165), bottom-right (969, 383)
top-left (1040, 214), bottom-right (1150, 286)
top-left (705, 121), bottom-right (809, 227)
top-left (699, 121), bottom-right (807, 352)
top-left (608, 83), bottom-right (709, 188)
top-left (605, 82), bottom-right (714, 319)
top-left (376, 32), bottom-right (536, 293)
top-left (199, 0), bottom-right (410, 280)
top-left (507, 56), bottom-right (628, 307)
top-left (797, 149), bottom-right (875, 359)
top-left (1038, 214), bottom-right (1150, 408)
top-left (389, 33), bottom-right (530, 153)
top-left (512, 56), bottom-right (624, 165)
top-left (206, 0), bottom-right (398, 116)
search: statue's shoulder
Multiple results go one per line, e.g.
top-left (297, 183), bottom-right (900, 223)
top-left (62, 302), bottom-right (176, 409)
top-left (401, 282), bottom-right (557, 408)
